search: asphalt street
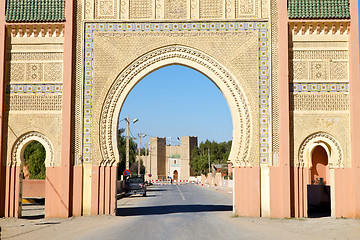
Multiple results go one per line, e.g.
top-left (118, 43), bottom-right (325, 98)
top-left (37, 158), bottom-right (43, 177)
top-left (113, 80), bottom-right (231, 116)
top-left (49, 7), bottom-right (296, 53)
top-left (2, 184), bottom-right (360, 240)
top-left (78, 184), bottom-right (243, 240)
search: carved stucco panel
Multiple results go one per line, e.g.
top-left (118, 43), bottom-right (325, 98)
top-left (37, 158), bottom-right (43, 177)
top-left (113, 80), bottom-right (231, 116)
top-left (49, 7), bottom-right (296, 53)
top-left (6, 114), bottom-right (62, 167)
top-left (85, 22), bottom-right (268, 166)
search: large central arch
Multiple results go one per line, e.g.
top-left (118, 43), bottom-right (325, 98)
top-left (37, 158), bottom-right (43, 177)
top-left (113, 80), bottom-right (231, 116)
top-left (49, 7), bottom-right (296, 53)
top-left (99, 45), bottom-right (252, 167)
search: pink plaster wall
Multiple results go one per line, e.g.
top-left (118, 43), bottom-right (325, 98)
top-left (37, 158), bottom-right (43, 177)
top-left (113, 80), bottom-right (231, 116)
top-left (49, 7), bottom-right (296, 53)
top-left (22, 180), bottom-right (45, 198)
top-left (277, 0), bottom-right (291, 219)
top-left (91, 165), bottom-right (117, 216)
top-left (290, 167), bottom-right (308, 218)
top-left (99, 166), bottom-right (105, 214)
top-left (233, 167), bottom-right (260, 217)
top-left (4, 166), bottom-right (20, 217)
top-left (45, 167), bottom-right (63, 218)
top-left (270, 166), bottom-right (291, 218)
top-left (72, 166), bottom-right (83, 216)
top-left (58, 0), bottom-right (74, 219)
top-left (334, 168), bottom-right (357, 217)
top-left (110, 166), bottom-right (117, 215)
top-left (91, 166), bottom-right (100, 215)
top-left (349, 0), bottom-right (360, 218)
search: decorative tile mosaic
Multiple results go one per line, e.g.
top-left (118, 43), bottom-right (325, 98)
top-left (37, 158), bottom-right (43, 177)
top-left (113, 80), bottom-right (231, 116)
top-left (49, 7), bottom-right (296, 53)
top-left (84, 21), bottom-right (269, 164)
top-left (290, 83), bottom-right (349, 93)
top-left (7, 84), bottom-right (63, 94)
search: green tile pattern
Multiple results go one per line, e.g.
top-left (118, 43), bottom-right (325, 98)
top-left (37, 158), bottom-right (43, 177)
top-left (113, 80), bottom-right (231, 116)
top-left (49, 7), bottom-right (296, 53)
top-left (6, 0), bottom-right (65, 22)
top-left (288, 0), bottom-right (350, 19)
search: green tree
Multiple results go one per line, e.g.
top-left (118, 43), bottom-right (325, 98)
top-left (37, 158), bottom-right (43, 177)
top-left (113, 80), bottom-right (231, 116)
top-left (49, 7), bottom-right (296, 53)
top-left (130, 158), bottom-right (145, 175)
top-left (190, 140), bottom-right (232, 175)
top-left (117, 128), bottom-right (138, 178)
top-left (24, 141), bottom-right (46, 179)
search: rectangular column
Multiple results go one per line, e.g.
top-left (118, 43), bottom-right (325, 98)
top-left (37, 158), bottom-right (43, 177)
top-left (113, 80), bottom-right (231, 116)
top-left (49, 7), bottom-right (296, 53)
top-left (82, 164), bottom-right (92, 215)
top-left (99, 166), bottom-right (105, 214)
top-left (60, 0), bottom-right (74, 218)
top-left (72, 165), bottom-right (83, 216)
top-left (276, 0), bottom-right (291, 218)
top-left (14, 166), bottom-right (20, 218)
top-left (105, 166), bottom-right (111, 214)
top-left (233, 167), bottom-right (260, 217)
top-left (9, 166), bottom-right (15, 217)
top-left (45, 167), bottom-right (62, 218)
top-left (110, 166), bottom-right (117, 215)
top-left (349, 0), bottom-right (360, 217)
top-left (0, 0), bottom-right (6, 217)
top-left (91, 166), bottom-right (100, 215)
top-left (4, 166), bottom-right (10, 217)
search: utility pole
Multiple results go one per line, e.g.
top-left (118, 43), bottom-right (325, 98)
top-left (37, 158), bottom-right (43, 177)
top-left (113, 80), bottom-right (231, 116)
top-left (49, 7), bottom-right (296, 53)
top-left (208, 148), bottom-right (210, 175)
top-left (126, 116), bottom-right (130, 170)
top-left (138, 132), bottom-right (141, 176)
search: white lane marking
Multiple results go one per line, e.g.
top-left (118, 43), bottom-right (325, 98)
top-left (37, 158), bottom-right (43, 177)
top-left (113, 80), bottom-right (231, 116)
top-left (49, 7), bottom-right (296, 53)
top-left (176, 185), bottom-right (185, 201)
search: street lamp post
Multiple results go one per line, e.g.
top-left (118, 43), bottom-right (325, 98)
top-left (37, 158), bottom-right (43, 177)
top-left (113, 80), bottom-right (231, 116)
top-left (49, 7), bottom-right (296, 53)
top-left (125, 116), bottom-right (138, 171)
top-left (138, 132), bottom-right (141, 176)
top-left (126, 116), bottom-right (130, 170)
top-left (208, 147), bottom-right (211, 175)
top-left (136, 133), bottom-right (146, 176)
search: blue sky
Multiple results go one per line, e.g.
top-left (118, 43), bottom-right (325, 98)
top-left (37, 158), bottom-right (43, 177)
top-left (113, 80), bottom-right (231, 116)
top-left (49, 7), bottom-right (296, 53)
top-left (119, 65), bottom-right (233, 147)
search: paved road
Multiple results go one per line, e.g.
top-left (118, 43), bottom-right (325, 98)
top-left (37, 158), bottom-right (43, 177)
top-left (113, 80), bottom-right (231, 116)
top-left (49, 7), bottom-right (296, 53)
top-left (79, 184), bottom-right (237, 240)
top-left (2, 184), bottom-right (360, 240)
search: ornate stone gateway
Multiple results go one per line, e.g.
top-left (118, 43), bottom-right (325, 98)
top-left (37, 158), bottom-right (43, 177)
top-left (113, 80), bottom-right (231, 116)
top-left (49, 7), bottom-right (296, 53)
top-left (0, 0), bottom-right (359, 218)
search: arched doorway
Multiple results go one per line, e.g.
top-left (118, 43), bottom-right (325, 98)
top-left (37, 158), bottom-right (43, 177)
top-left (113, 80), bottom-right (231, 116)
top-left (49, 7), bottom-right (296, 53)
top-left (296, 133), bottom-right (341, 218)
top-left (85, 21), bottom-right (270, 217)
top-left (98, 45), bottom-right (252, 215)
top-left (21, 140), bottom-right (46, 219)
top-left (311, 146), bottom-right (329, 185)
top-left (5, 132), bottom-right (54, 218)
top-left (117, 64), bottom-right (233, 182)
top-left (100, 46), bottom-right (252, 215)
top-left (173, 170), bottom-right (178, 181)
top-left (99, 45), bottom-right (251, 169)
top-left (308, 145), bottom-right (331, 217)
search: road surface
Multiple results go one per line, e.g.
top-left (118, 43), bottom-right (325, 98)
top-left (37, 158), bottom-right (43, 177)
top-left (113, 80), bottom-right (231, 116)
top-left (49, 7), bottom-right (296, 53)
top-left (1, 183), bottom-right (359, 240)
top-left (79, 183), bottom-right (236, 240)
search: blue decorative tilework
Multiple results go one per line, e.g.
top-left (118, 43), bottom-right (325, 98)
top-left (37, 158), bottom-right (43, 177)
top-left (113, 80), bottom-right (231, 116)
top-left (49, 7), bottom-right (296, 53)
top-left (290, 83), bottom-right (349, 92)
top-left (84, 22), bottom-right (269, 165)
top-left (7, 84), bottom-right (63, 94)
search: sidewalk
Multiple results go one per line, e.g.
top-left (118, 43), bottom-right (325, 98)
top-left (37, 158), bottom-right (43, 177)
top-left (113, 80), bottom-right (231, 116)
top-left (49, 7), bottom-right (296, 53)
top-left (196, 183), bottom-right (233, 195)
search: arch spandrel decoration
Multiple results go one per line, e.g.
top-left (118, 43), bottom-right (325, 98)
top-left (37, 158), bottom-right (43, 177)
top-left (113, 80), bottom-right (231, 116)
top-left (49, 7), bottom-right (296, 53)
top-left (298, 132), bottom-right (343, 169)
top-left (99, 45), bottom-right (252, 167)
top-left (10, 132), bottom-right (54, 167)
top-left (83, 22), bottom-right (270, 167)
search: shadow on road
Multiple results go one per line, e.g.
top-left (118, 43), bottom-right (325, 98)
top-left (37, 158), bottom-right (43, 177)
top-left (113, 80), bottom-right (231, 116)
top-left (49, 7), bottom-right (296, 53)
top-left (146, 188), bottom-right (167, 192)
top-left (21, 214), bottom-right (45, 220)
top-left (116, 204), bottom-right (232, 216)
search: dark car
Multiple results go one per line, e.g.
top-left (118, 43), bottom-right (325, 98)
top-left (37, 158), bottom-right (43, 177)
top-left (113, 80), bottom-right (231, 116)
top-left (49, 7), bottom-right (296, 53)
top-left (125, 176), bottom-right (146, 196)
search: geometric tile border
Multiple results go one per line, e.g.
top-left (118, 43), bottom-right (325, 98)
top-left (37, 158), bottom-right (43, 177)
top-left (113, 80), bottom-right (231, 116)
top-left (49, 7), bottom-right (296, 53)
top-left (84, 21), bottom-right (269, 165)
top-left (7, 84), bottom-right (63, 94)
top-left (290, 83), bottom-right (349, 93)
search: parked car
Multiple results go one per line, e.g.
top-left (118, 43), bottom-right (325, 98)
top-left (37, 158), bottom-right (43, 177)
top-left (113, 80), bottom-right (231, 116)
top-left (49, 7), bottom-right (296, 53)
top-left (125, 176), bottom-right (146, 196)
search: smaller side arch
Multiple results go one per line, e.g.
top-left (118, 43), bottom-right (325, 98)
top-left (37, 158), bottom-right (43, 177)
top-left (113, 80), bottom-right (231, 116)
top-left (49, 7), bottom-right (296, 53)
top-left (298, 132), bottom-right (343, 169)
top-left (11, 132), bottom-right (54, 167)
